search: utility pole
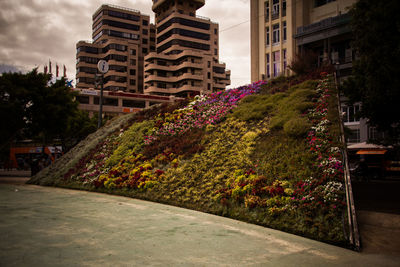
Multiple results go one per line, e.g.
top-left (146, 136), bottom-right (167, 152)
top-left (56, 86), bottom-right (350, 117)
top-left (97, 60), bottom-right (109, 129)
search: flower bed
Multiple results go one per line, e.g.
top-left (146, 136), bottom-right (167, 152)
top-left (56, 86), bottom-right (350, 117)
top-left (213, 74), bottom-right (345, 218)
top-left (292, 74), bottom-right (345, 211)
top-left (34, 75), bottom-right (349, 244)
top-left (145, 81), bottom-right (267, 144)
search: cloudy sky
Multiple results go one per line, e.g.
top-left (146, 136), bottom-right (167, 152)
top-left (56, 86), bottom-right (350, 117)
top-left (0, 0), bottom-right (251, 88)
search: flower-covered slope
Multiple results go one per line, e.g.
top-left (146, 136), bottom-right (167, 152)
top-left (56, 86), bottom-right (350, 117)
top-left (31, 75), bottom-right (349, 245)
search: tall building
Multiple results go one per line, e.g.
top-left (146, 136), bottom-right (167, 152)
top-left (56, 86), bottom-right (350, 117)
top-left (251, 0), bottom-right (357, 81)
top-left (76, 4), bottom-right (156, 93)
top-left (144, 0), bottom-right (231, 97)
top-left (250, 0), bottom-right (379, 145)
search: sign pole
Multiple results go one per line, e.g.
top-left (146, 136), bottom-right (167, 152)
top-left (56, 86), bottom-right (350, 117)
top-left (97, 74), bottom-right (104, 129)
top-left (96, 60), bottom-right (109, 129)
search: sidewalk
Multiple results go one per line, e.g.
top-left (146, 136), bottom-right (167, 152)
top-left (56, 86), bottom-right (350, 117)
top-left (1, 183), bottom-right (399, 266)
top-left (0, 169), bottom-right (31, 177)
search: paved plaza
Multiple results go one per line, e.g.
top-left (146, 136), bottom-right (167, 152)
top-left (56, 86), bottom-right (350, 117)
top-left (1, 182), bottom-right (399, 266)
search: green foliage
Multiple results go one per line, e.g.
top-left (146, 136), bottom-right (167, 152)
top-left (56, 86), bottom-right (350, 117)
top-left (106, 120), bottom-right (154, 167)
top-left (343, 0), bottom-right (400, 141)
top-left (28, 77), bottom-right (78, 143)
top-left (0, 68), bottom-right (80, 154)
top-left (62, 110), bottom-right (98, 152)
top-left (283, 117), bottom-right (311, 137)
top-left (153, 118), bottom-right (256, 207)
top-left (231, 95), bottom-right (274, 121)
top-left (268, 81), bottom-right (318, 132)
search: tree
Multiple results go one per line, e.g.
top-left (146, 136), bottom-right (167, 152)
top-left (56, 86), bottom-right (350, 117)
top-left (343, 0), bottom-right (400, 143)
top-left (27, 76), bottom-right (78, 145)
top-left (0, 69), bottom-right (96, 160)
top-left (0, 69), bottom-right (49, 160)
top-left (62, 109), bottom-right (98, 151)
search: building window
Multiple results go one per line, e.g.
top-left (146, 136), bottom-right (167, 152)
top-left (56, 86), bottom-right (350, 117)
top-left (142, 48), bottom-right (148, 54)
top-left (272, 0), bottom-right (279, 20)
top-left (283, 21), bottom-right (287, 41)
top-left (214, 48), bottom-right (218, 56)
top-left (130, 49), bottom-right (136, 55)
top-left (130, 69), bottom-right (136, 75)
top-left (130, 79), bottom-right (136, 86)
top-left (346, 129), bottom-right (360, 143)
top-left (94, 97), bottom-right (118, 106)
top-left (266, 53), bottom-right (270, 78)
top-left (264, 1), bottom-right (270, 22)
top-left (283, 49), bottom-right (287, 72)
top-left (315, 0), bottom-right (336, 7)
top-left (143, 38), bottom-right (148, 44)
top-left (342, 104), bottom-right (360, 124)
top-left (272, 23), bottom-right (280, 45)
top-left (130, 59), bottom-right (137, 65)
top-left (142, 29), bottom-right (148, 35)
top-left (207, 72), bottom-right (211, 79)
top-left (142, 20), bottom-right (148, 26)
top-left (76, 96), bottom-right (89, 104)
top-left (282, 0), bottom-right (286, 16)
top-left (266, 27), bottom-right (270, 46)
top-left (273, 51), bottom-right (280, 77)
top-left (368, 127), bottom-right (385, 141)
top-left (123, 99), bottom-right (145, 108)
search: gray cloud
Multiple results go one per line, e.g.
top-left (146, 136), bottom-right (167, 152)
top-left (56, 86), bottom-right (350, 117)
top-left (0, 0), bottom-right (250, 87)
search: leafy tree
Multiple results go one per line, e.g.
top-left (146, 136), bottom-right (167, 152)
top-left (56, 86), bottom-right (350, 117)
top-left (0, 69), bottom-right (49, 160)
top-left (0, 68), bottom-right (98, 160)
top-left (27, 76), bottom-right (78, 145)
top-left (62, 110), bottom-right (98, 151)
top-left (343, 0), bottom-right (400, 143)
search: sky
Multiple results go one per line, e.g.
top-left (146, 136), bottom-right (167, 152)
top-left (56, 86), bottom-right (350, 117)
top-left (0, 0), bottom-right (251, 88)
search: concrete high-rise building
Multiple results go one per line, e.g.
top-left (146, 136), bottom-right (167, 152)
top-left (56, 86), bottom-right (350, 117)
top-left (251, 0), bottom-right (356, 82)
top-left (76, 4), bottom-right (156, 93)
top-left (144, 0), bottom-right (231, 97)
top-left (250, 0), bottom-right (380, 145)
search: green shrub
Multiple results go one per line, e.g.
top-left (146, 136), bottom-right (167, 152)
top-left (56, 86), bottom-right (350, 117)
top-left (283, 117), bottom-right (311, 137)
top-left (231, 95), bottom-right (274, 121)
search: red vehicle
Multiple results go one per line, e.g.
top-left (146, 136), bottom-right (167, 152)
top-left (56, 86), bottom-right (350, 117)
top-left (8, 143), bottom-right (62, 170)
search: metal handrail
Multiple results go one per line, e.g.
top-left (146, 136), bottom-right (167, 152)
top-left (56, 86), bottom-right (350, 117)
top-left (334, 72), bottom-right (361, 251)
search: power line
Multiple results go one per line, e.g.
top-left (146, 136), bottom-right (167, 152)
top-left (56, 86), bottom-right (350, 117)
top-left (220, 12), bottom-right (264, 33)
top-left (220, 2), bottom-right (293, 33)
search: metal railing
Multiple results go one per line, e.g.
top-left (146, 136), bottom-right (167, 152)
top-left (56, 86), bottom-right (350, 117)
top-left (296, 13), bottom-right (351, 36)
top-left (334, 72), bottom-right (361, 251)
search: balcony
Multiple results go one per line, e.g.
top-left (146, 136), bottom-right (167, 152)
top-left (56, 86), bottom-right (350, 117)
top-left (145, 61), bottom-right (202, 72)
top-left (295, 13), bottom-right (351, 38)
top-left (145, 73), bottom-right (203, 83)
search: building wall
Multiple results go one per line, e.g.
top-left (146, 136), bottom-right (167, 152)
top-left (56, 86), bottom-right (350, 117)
top-left (76, 4), bottom-right (156, 93)
top-left (250, 0), bottom-right (356, 82)
top-left (73, 88), bottom-right (182, 117)
top-left (144, 0), bottom-right (230, 97)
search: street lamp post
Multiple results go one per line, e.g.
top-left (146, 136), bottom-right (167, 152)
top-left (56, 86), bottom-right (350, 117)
top-left (97, 60), bottom-right (109, 129)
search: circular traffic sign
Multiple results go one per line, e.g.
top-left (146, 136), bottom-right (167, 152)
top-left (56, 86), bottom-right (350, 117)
top-left (97, 60), bottom-right (109, 74)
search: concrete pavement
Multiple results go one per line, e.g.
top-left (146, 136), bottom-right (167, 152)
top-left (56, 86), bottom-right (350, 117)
top-left (1, 183), bottom-right (399, 266)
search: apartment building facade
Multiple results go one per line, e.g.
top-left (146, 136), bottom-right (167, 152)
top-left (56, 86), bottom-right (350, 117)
top-left (73, 88), bottom-right (180, 117)
top-left (144, 0), bottom-right (231, 97)
top-left (250, 0), bottom-right (374, 144)
top-left (251, 0), bottom-right (357, 81)
top-left (76, 4), bottom-right (156, 93)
